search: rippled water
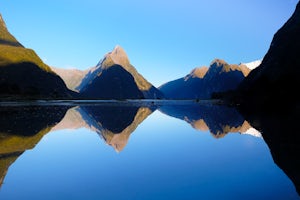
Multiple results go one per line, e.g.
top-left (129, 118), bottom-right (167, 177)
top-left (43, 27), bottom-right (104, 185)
top-left (0, 101), bottom-right (299, 200)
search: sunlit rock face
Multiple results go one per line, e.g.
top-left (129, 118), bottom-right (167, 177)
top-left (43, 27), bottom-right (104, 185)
top-left (0, 14), bottom-right (22, 47)
top-left (159, 59), bottom-right (251, 99)
top-left (77, 45), bottom-right (164, 99)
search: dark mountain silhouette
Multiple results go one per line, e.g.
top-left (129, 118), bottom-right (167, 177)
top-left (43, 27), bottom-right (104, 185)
top-left (0, 105), bottom-right (69, 187)
top-left (0, 14), bottom-right (73, 99)
top-left (78, 46), bottom-right (164, 99)
top-left (228, 2), bottom-right (300, 195)
top-left (229, 2), bottom-right (300, 108)
top-left (158, 102), bottom-right (260, 139)
top-left (81, 65), bottom-right (144, 99)
top-left (159, 59), bottom-right (250, 99)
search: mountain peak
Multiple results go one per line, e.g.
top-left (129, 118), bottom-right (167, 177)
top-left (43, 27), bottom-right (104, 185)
top-left (190, 66), bottom-right (209, 78)
top-left (101, 45), bottom-right (130, 69)
top-left (184, 66), bottom-right (208, 80)
top-left (209, 58), bottom-right (250, 75)
top-left (0, 14), bottom-right (7, 29)
top-left (210, 59), bottom-right (228, 67)
top-left (0, 13), bottom-right (23, 47)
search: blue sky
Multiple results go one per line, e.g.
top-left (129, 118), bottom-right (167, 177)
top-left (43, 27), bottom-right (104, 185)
top-left (0, 0), bottom-right (298, 86)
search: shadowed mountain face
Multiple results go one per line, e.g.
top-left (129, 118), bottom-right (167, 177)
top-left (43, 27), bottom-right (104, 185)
top-left (0, 14), bottom-right (72, 99)
top-left (159, 102), bottom-right (260, 139)
top-left (0, 105), bottom-right (69, 187)
top-left (233, 2), bottom-right (300, 107)
top-left (78, 46), bottom-right (164, 99)
top-left (159, 59), bottom-right (251, 99)
top-left (0, 62), bottom-right (71, 98)
top-left (80, 65), bottom-right (144, 99)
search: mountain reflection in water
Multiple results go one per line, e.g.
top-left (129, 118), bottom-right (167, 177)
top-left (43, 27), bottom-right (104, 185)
top-left (0, 101), bottom-right (298, 198)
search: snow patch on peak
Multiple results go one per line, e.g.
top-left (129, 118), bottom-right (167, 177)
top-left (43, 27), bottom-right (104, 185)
top-left (242, 60), bottom-right (262, 70)
top-left (242, 127), bottom-right (262, 138)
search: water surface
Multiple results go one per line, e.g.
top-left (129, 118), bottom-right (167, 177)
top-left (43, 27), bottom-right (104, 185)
top-left (0, 101), bottom-right (299, 200)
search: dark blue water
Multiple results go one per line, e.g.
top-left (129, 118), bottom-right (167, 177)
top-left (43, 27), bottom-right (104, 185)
top-left (0, 102), bottom-right (299, 200)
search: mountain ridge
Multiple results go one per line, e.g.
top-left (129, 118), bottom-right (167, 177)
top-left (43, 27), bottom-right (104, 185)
top-left (159, 59), bottom-right (255, 99)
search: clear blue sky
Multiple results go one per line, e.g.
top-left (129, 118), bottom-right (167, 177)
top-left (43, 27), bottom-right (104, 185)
top-left (0, 0), bottom-right (298, 87)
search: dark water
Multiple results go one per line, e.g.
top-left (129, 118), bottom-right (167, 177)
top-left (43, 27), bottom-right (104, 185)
top-left (0, 101), bottom-right (299, 200)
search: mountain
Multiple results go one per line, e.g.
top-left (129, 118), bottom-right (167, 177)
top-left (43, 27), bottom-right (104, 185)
top-left (231, 2), bottom-right (300, 108)
top-left (0, 14), bottom-right (72, 99)
top-left (78, 45), bottom-right (164, 99)
top-left (229, 2), bottom-right (300, 194)
top-left (159, 59), bottom-right (250, 99)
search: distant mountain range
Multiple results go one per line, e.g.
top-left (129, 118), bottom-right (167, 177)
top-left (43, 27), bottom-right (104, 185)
top-left (159, 59), bottom-right (259, 99)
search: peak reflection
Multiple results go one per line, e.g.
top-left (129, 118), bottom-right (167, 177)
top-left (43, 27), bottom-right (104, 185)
top-left (52, 104), bottom-right (157, 152)
top-left (158, 102), bottom-right (261, 139)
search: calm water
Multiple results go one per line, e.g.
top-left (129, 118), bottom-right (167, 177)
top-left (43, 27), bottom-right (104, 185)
top-left (0, 101), bottom-right (299, 200)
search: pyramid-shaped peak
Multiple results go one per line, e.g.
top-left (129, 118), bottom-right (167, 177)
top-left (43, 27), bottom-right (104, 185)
top-left (103, 45), bottom-right (130, 67)
top-left (111, 45), bottom-right (126, 55)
